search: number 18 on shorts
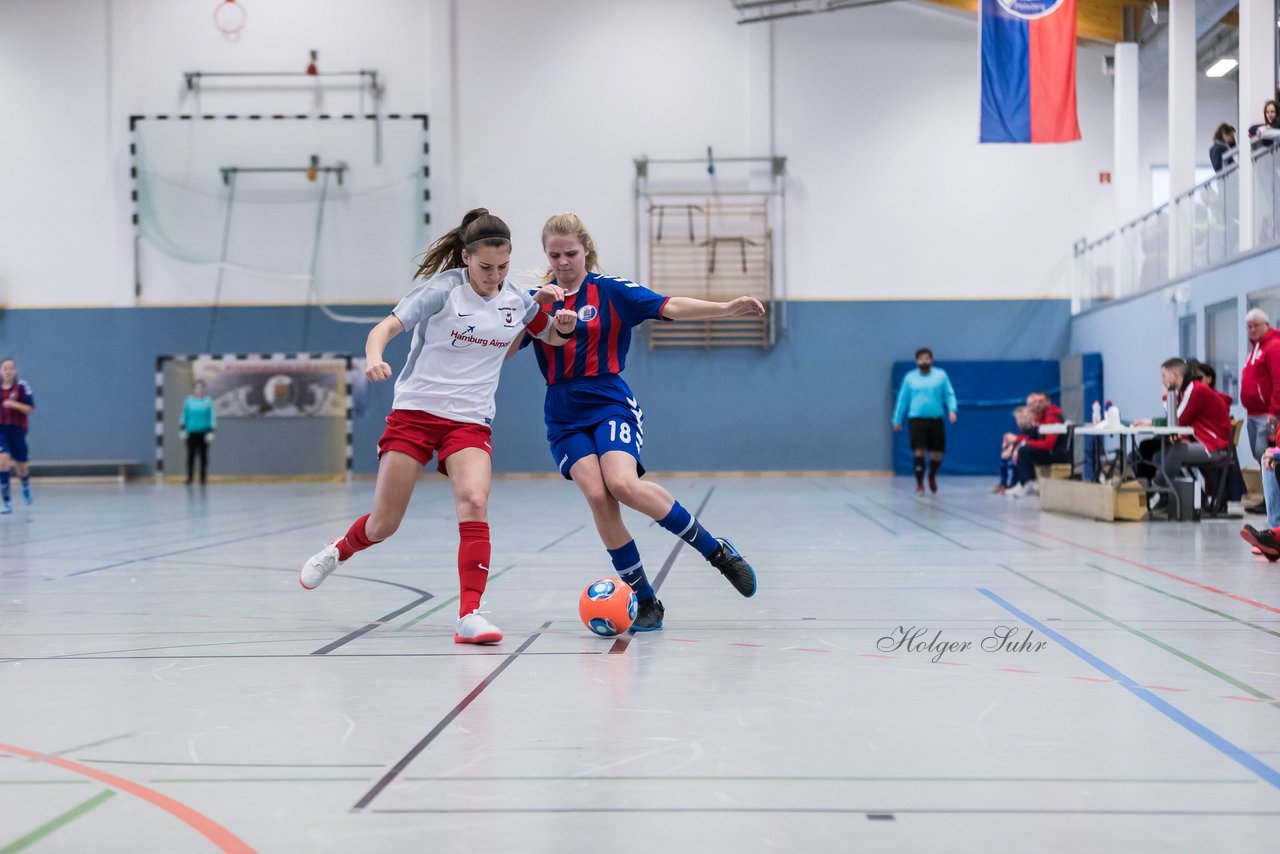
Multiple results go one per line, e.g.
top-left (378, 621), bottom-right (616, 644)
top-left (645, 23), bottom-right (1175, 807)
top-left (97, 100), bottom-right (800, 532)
top-left (551, 414), bottom-right (644, 478)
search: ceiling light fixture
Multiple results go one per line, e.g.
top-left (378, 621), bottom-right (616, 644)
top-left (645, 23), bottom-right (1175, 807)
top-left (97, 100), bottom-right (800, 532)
top-left (1205, 58), bottom-right (1238, 77)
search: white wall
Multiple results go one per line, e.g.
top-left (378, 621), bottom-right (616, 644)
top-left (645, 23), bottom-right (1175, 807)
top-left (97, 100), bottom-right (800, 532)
top-left (0, 0), bottom-right (1211, 308)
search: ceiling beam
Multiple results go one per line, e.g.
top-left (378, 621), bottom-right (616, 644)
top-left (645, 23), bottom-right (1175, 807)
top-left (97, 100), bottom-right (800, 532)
top-left (917, 0), bottom-right (1129, 44)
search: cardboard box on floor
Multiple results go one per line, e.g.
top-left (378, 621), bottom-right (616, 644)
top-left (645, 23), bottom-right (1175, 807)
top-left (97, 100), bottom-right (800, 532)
top-left (1040, 478), bottom-right (1148, 522)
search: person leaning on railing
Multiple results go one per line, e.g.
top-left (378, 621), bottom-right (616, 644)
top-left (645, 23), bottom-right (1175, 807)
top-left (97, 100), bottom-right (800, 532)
top-left (1248, 100), bottom-right (1280, 149)
top-left (1210, 123), bottom-right (1237, 173)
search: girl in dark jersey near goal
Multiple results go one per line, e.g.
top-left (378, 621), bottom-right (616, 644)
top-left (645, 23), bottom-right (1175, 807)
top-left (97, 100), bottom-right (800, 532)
top-left (524, 212), bottom-right (765, 631)
top-left (297, 209), bottom-right (577, 645)
top-left (0, 357), bottom-right (35, 515)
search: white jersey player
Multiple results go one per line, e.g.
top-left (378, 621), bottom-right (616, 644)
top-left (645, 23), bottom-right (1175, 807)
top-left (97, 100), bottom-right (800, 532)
top-left (297, 209), bottom-right (577, 645)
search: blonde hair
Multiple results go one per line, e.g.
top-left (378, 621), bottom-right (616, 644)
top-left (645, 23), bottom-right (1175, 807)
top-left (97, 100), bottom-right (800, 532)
top-left (414, 208), bottom-right (511, 280)
top-left (1013, 406), bottom-right (1035, 430)
top-left (540, 212), bottom-right (600, 284)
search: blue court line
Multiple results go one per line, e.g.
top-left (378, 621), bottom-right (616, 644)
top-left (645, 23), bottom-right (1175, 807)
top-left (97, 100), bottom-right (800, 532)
top-left (845, 504), bottom-right (899, 537)
top-left (978, 588), bottom-right (1280, 791)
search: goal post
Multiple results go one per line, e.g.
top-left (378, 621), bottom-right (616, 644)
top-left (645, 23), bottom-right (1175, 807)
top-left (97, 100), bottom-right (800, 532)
top-left (156, 354), bottom-right (355, 483)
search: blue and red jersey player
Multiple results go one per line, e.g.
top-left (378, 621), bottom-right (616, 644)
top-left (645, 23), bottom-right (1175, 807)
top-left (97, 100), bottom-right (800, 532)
top-left (0, 357), bottom-right (35, 514)
top-left (523, 212), bottom-right (766, 631)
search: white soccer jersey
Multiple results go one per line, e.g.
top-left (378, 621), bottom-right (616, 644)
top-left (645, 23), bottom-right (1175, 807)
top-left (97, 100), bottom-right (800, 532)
top-left (391, 268), bottom-right (552, 425)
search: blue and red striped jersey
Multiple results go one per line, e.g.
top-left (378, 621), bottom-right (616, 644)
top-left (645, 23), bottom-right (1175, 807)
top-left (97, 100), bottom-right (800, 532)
top-left (531, 273), bottom-right (669, 386)
top-left (0, 379), bottom-right (34, 432)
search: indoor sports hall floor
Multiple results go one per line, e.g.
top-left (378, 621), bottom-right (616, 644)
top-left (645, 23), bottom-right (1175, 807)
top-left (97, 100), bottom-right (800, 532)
top-left (1, 475), bottom-right (1277, 853)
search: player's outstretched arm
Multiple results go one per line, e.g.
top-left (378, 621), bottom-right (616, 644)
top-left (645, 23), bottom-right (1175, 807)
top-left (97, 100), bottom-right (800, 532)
top-left (365, 315), bottom-right (405, 382)
top-left (661, 296), bottom-right (766, 322)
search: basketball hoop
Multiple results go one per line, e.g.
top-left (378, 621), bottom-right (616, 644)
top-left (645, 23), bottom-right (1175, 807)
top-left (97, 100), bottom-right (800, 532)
top-left (213, 0), bottom-right (247, 42)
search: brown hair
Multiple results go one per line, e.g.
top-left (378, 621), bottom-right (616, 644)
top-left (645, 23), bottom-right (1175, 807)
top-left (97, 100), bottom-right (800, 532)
top-left (540, 212), bottom-right (601, 284)
top-left (414, 208), bottom-right (511, 280)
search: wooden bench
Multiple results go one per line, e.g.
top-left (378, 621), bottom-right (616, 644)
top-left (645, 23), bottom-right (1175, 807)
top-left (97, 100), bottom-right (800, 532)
top-left (26, 459), bottom-right (141, 484)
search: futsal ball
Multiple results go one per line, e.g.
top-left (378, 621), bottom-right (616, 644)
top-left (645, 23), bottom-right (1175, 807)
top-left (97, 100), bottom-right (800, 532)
top-left (578, 578), bottom-right (638, 637)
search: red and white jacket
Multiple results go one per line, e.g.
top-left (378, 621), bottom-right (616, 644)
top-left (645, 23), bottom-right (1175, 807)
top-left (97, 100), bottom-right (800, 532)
top-left (1021, 404), bottom-right (1063, 452)
top-left (1241, 327), bottom-right (1280, 417)
top-left (1176, 381), bottom-right (1232, 452)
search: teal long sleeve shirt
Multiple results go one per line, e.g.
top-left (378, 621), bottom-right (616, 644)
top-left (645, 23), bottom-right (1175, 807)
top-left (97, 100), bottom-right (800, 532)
top-left (892, 368), bottom-right (957, 425)
top-left (181, 396), bottom-right (216, 433)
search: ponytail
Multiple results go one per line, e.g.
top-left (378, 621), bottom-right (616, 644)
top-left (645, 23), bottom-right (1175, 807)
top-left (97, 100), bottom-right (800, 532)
top-left (415, 208), bottom-right (512, 279)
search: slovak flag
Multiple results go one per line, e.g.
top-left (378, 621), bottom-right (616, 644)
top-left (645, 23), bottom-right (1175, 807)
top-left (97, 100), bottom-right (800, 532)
top-left (980, 0), bottom-right (1081, 144)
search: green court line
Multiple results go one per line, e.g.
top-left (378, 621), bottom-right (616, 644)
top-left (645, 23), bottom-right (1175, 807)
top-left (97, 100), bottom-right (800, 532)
top-left (1086, 563), bottom-right (1280, 641)
top-left (400, 775), bottom-right (1254, 784)
top-left (998, 564), bottom-right (1280, 711)
top-left (149, 777), bottom-right (371, 783)
top-left (536, 524), bottom-right (586, 552)
top-left (0, 789), bottom-right (115, 854)
top-left (397, 565), bottom-right (515, 631)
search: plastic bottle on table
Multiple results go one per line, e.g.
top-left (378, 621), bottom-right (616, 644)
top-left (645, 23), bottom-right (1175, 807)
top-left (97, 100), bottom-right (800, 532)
top-left (1091, 401), bottom-right (1102, 424)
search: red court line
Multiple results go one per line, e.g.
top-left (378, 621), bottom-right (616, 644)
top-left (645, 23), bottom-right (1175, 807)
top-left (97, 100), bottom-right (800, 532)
top-left (1223, 695), bottom-right (1269, 703)
top-left (732, 643), bottom-right (764, 648)
top-left (0, 742), bottom-right (254, 853)
top-left (994, 520), bottom-right (1280, 615)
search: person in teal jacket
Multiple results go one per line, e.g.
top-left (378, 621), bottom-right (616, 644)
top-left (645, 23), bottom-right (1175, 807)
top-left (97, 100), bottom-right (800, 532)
top-left (180, 380), bottom-right (216, 484)
top-left (891, 348), bottom-right (958, 495)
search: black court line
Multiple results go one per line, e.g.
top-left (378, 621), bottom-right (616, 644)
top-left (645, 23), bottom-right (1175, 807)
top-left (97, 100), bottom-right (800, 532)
top-left (876, 504), bottom-right (972, 550)
top-left (311, 593), bottom-right (434, 654)
top-left (351, 621), bottom-right (552, 812)
top-left (47, 733), bottom-right (138, 758)
top-left (0, 651), bottom-right (591, 663)
top-left (926, 501), bottom-right (1050, 549)
top-left (0, 636), bottom-right (337, 661)
top-left (846, 503), bottom-right (900, 536)
top-left (65, 513), bottom-right (356, 577)
top-left (79, 759), bottom-right (385, 769)
top-left (370, 807), bottom-right (1280, 816)
top-left (36, 504), bottom-right (352, 561)
top-left (609, 487), bottom-right (716, 655)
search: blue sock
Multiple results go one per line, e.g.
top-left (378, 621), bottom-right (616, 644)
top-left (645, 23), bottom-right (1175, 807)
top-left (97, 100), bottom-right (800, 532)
top-left (0, 471), bottom-right (9, 503)
top-left (658, 501), bottom-right (719, 560)
top-left (608, 540), bottom-right (655, 603)
top-left (20, 475), bottom-right (30, 496)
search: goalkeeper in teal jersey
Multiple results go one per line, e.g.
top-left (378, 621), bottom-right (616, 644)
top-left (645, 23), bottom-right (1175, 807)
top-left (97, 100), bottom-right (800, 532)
top-left (891, 348), bottom-right (958, 496)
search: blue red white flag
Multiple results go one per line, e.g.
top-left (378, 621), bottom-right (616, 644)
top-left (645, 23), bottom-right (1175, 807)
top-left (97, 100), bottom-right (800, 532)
top-left (980, 0), bottom-right (1081, 143)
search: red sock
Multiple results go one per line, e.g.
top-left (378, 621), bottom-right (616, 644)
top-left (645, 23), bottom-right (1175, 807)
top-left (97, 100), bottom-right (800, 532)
top-left (457, 521), bottom-right (491, 617)
top-left (335, 514), bottom-right (379, 561)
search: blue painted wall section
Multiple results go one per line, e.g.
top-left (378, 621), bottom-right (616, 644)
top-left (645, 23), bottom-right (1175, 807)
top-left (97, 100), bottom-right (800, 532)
top-left (890, 359), bottom-right (1060, 477)
top-left (0, 299), bottom-right (1070, 474)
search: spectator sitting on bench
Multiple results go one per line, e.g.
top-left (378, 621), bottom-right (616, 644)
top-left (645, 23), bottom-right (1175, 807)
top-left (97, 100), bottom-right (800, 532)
top-left (994, 405), bottom-right (1037, 494)
top-left (1004, 392), bottom-right (1064, 498)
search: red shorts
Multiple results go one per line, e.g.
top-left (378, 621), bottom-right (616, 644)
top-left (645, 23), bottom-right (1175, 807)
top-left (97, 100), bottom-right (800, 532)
top-left (378, 409), bottom-right (492, 475)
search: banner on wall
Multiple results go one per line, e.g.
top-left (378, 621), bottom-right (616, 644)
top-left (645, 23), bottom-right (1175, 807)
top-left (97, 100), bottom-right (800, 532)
top-left (194, 358), bottom-right (346, 418)
top-left (980, 0), bottom-right (1081, 144)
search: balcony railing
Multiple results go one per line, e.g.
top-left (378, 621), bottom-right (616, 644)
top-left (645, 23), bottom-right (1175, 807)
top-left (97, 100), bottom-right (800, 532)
top-left (1072, 144), bottom-right (1280, 313)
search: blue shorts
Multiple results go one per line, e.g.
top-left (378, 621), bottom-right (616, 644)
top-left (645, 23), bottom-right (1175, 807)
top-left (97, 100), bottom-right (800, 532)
top-left (0, 426), bottom-right (29, 463)
top-left (545, 377), bottom-right (646, 480)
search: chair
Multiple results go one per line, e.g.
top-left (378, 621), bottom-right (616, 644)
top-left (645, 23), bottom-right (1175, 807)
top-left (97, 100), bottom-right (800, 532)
top-left (1199, 418), bottom-right (1244, 518)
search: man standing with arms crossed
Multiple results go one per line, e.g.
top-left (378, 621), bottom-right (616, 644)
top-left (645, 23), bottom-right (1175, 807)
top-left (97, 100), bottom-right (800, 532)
top-left (1242, 309), bottom-right (1280, 513)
